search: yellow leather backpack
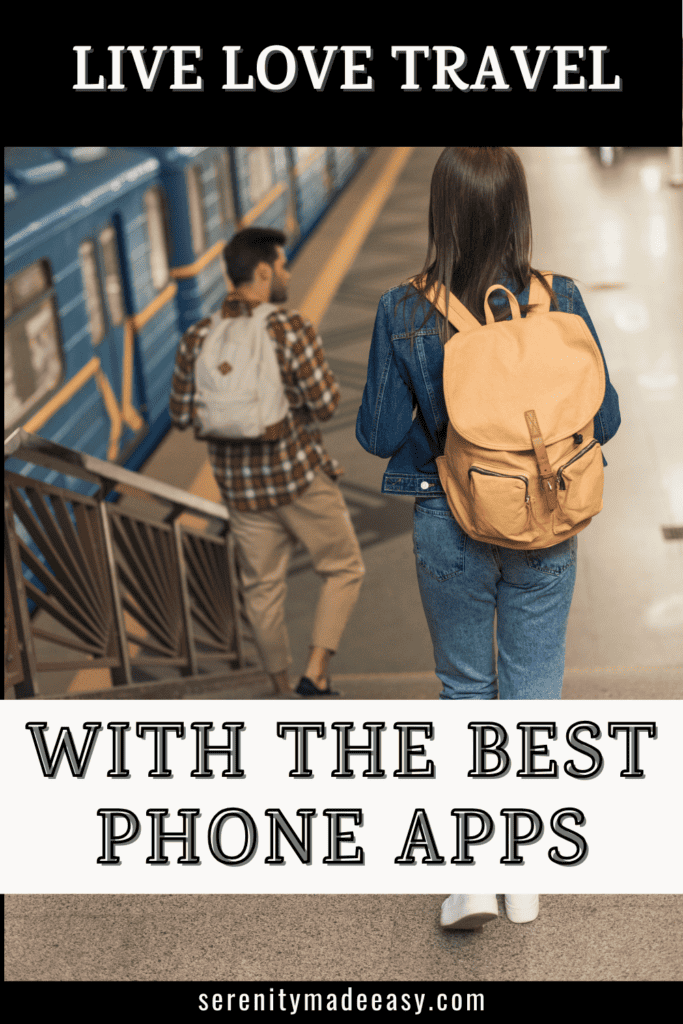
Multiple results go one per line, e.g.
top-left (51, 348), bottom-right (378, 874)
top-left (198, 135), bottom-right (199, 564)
top-left (425, 272), bottom-right (606, 550)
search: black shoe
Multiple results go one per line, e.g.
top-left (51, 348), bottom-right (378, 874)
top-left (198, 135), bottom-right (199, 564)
top-left (295, 676), bottom-right (340, 697)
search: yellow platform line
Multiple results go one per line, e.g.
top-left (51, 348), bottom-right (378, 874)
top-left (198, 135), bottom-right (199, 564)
top-left (298, 147), bottom-right (414, 326)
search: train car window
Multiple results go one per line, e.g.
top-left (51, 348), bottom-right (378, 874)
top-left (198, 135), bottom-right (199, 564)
top-left (272, 147), bottom-right (288, 179)
top-left (78, 240), bottom-right (106, 346)
top-left (186, 165), bottom-right (207, 256)
top-left (5, 261), bottom-right (63, 432)
top-left (248, 147), bottom-right (273, 204)
top-left (70, 147), bottom-right (108, 162)
top-left (99, 225), bottom-right (125, 326)
top-left (215, 152), bottom-right (235, 228)
top-left (5, 261), bottom-right (51, 316)
top-left (144, 187), bottom-right (170, 291)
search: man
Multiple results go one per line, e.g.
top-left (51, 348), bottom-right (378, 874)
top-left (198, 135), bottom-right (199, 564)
top-left (169, 227), bottom-right (364, 696)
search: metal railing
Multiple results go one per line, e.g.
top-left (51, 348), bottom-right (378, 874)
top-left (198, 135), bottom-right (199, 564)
top-left (4, 429), bottom-right (266, 699)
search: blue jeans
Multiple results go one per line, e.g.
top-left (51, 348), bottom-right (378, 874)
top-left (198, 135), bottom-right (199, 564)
top-left (414, 497), bottom-right (577, 700)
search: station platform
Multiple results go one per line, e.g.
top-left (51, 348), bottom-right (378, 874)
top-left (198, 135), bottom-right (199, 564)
top-left (6, 148), bottom-right (683, 989)
top-left (59, 146), bottom-right (683, 699)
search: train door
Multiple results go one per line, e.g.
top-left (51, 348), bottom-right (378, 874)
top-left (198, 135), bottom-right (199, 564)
top-left (78, 218), bottom-right (144, 460)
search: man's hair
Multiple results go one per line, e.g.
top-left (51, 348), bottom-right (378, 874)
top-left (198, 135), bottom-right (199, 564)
top-left (224, 227), bottom-right (287, 286)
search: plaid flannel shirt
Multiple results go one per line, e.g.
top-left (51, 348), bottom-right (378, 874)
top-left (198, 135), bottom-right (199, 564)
top-left (169, 292), bottom-right (341, 511)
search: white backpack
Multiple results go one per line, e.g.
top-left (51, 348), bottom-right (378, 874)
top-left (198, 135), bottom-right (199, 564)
top-left (193, 301), bottom-right (290, 440)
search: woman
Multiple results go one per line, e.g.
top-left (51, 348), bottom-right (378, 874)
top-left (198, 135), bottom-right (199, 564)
top-left (356, 147), bottom-right (621, 928)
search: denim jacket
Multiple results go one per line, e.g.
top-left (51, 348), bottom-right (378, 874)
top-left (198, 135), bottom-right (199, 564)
top-left (356, 275), bottom-right (621, 498)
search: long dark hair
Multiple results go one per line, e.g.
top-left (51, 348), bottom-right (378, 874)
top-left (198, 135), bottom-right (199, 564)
top-left (398, 147), bottom-right (566, 347)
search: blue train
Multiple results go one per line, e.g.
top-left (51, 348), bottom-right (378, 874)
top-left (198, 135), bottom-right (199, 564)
top-left (4, 146), bottom-right (372, 490)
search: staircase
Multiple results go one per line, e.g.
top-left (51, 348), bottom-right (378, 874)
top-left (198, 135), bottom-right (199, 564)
top-left (4, 429), bottom-right (268, 698)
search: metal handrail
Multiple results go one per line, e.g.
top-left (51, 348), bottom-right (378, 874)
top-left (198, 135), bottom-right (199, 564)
top-left (4, 430), bottom-right (265, 698)
top-left (5, 428), bottom-right (230, 525)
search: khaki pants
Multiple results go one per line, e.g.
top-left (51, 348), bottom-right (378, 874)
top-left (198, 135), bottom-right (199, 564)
top-left (228, 472), bottom-right (365, 673)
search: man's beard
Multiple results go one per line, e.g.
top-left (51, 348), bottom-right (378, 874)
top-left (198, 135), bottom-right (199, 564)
top-left (270, 282), bottom-right (288, 304)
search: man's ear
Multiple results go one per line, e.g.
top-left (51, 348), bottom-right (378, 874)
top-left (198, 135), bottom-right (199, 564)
top-left (255, 260), bottom-right (272, 283)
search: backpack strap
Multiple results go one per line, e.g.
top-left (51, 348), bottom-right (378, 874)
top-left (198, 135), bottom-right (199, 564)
top-left (413, 278), bottom-right (481, 333)
top-left (527, 272), bottom-right (553, 312)
top-left (525, 409), bottom-right (559, 512)
top-left (417, 274), bottom-right (553, 332)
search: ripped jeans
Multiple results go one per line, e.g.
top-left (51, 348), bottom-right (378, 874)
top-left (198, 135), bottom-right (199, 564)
top-left (414, 496), bottom-right (577, 699)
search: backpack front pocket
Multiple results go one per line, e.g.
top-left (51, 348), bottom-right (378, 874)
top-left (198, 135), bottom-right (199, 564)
top-left (553, 439), bottom-right (604, 533)
top-left (195, 392), bottom-right (263, 438)
top-left (468, 467), bottom-right (538, 544)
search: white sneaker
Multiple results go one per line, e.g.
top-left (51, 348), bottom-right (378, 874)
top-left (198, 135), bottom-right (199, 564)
top-left (441, 894), bottom-right (499, 930)
top-left (504, 894), bottom-right (539, 923)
